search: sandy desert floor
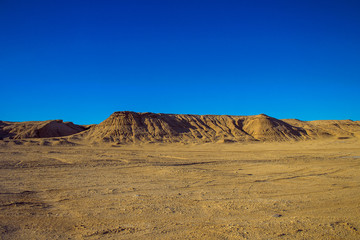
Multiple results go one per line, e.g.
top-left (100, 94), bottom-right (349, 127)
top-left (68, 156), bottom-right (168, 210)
top-left (1, 139), bottom-right (360, 239)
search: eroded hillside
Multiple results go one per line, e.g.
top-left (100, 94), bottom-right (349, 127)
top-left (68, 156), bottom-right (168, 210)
top-left (1, 112), bottom-right (360, 144)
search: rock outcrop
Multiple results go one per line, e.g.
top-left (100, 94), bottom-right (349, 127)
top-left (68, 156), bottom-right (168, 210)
top-left (0, 120), bottom-right (87, 140)
top-left (85, 111), bottom-right (312, 143)
top-left (2, 112), bottom-right (360, 144)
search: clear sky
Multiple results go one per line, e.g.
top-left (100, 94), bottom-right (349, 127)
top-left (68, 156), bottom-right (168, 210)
top-left (1, 0), bottom-right (360, 124)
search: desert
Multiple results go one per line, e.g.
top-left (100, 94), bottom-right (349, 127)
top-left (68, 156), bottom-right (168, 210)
top-left (1, 112), bottom-right (360, 239)
top-left (2, 1), bottom-right (360, 239)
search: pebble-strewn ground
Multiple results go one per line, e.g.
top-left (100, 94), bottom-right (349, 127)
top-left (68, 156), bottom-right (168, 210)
top-left (1, 139), bottom-right (360, 239)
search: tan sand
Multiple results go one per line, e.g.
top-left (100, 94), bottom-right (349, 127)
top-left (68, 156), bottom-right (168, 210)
top-left (1, 138), bottom-right (360, 239)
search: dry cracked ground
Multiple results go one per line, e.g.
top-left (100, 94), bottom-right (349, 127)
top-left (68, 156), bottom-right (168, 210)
top-left (1, 139), bottom-right (360, 239)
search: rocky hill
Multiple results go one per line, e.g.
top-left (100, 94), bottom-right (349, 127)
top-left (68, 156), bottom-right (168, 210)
top-left (0, 120), bottom-right (87, 140)
top-left (84, 111), bottom-right (360, 143)
top-left (2, 112), bottom-right (360, 144)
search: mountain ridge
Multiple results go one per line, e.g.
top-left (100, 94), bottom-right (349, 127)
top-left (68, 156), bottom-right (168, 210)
top-left (85, 111), bottom-right (360, 143)
top-left (0, 120), bottom-right (87, 140)
top-left (1, 111), bottom-right (360, 143)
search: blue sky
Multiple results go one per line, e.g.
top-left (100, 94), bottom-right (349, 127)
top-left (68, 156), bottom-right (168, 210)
top-left (1, 0), bottom-right (360, 124)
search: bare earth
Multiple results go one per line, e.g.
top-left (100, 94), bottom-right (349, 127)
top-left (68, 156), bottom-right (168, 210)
top-left (1, 139), bottom-right (360, 239)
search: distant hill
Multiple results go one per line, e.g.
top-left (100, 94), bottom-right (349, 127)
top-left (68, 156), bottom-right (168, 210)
top-left (85, 111), bottom-right (360, 143)
top-left (0, 120), bottom-right (87, 140)
top-left (1, 112), bottom-right (360, 143)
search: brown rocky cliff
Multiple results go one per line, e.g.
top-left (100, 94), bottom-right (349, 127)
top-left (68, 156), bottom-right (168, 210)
top-left (85, 112), bottom-right (310, 143)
